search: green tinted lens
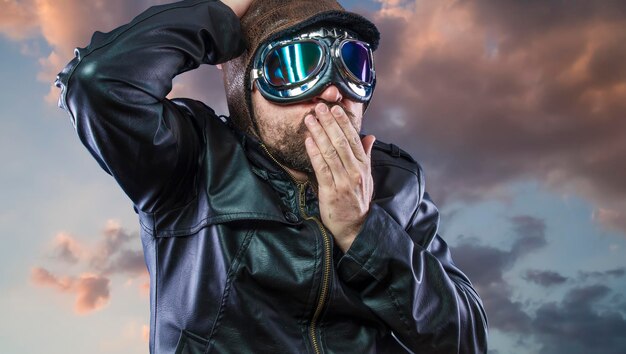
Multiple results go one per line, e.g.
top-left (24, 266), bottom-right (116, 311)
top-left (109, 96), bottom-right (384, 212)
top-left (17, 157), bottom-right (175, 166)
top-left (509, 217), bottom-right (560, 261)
top-left (264, 42), bottom-right (323, 87)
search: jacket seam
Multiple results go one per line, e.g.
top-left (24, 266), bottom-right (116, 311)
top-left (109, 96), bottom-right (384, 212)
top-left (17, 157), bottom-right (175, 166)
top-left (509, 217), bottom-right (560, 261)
top-left (152, 227), bottom-right (159, 352)
top-left (206, 224), bottom-right (257, 350)
top-left (404, 171), bottom-right (423, 233)
top-left (385, 287), bottom-right (413, 333)
top-left (372, 161), bottom-right (418, 176)
top-left (151, 212), bottom-right (287, 237)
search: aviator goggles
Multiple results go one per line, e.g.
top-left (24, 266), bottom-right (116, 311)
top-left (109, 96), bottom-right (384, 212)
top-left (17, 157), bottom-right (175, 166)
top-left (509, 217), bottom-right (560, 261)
top-left (250, 27), bottom-right (376, 104)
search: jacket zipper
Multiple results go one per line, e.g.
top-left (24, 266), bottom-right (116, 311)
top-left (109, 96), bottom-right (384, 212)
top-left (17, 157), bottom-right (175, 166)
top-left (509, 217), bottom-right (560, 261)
top-left (260, 144), bottom-right (331, 354)
top-left (298, 183), bottom-right (331, 354)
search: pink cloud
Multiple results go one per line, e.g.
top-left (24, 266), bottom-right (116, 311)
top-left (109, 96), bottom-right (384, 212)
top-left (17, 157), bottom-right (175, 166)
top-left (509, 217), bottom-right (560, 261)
top-left (142, 324), bottom-right (150, 343)
top-left (363, 1), bottom-right (626, 234)
top-left (0, 0), bottom-right (39, 40)
top-left (32, 220), bottom-right (147, 314)
top-left (51, 232), bottom-right (83, 264)
top-left (31, 267), bottom-right (74, 291)
top-left (31, 267), bottom-right (111, 314)
top-left (74, 273), bottom-right (111, 314)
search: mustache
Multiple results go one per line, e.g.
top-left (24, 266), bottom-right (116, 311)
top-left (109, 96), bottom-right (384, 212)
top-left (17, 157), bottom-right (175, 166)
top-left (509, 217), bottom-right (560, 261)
top-left (302, 99), bottom-right (356, 121)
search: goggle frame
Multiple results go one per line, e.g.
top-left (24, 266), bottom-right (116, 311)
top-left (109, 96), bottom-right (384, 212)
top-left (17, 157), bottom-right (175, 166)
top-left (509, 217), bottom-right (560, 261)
top-left (250, 27), bottom-right (376, 104)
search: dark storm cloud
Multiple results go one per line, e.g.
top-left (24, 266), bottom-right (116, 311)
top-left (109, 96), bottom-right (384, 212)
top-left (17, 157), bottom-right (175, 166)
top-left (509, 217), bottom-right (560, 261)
top-left (533, 285), bottom-right (626, 354)
top-left (364, 0), bottom-right (626, 234)
top-left (452, 212), bottom-right (626, 352)
top-left (578, 267), bottom-right (626, 282)
top-left (470, 0), bottom-right (626, 48)
top-left (452, 215), bottom-right (547, 333)
top-left (523, 270), bottom-right (568, 287)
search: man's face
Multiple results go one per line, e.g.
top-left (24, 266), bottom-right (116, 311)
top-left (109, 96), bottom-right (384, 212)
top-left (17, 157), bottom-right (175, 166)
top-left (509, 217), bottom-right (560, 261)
top-left (251, 84), bottom-right (364, 175)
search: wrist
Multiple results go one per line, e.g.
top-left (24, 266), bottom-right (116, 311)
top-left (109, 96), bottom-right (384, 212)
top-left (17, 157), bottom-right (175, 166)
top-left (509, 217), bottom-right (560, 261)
top-left (336, 233), bottom-right (357, 253)
top-left (221, 0), bottom-right (250, 18)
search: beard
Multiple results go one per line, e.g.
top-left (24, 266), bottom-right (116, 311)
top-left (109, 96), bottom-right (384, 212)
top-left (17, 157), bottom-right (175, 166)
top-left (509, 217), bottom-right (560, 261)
top-left (261, 112), bottom-right (315, 174)
top-left (256, 101), bottom-right (358, 176)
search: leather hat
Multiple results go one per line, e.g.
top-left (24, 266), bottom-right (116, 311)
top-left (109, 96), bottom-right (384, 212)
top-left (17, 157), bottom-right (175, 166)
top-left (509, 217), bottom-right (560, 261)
top-left (221, 0), bottom-right (380, 138)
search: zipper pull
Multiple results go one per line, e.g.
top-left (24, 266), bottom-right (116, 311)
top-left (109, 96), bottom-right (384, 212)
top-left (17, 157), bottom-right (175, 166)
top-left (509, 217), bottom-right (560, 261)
top-left (299, 183), bottom-right (307, 209)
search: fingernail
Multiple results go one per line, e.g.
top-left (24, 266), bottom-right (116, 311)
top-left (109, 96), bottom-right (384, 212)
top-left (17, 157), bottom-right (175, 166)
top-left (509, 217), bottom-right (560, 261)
top-left (316, 104), bottom-right (328, 113)
top-left (305, 115), bottom-right (315, 125)
top-left (331, 106), bottom-right (342, 116)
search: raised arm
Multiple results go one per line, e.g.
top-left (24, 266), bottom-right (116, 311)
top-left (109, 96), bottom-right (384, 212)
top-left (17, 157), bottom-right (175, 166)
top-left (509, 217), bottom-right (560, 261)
top-left (337, 167), bottom-right (489, 353)
top-left (55, 0), bottom-right (247, 212)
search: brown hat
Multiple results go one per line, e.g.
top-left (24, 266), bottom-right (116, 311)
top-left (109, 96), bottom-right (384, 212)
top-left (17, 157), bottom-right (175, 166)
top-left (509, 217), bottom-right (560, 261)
top-left (221, 0), bottom-right (380, 138)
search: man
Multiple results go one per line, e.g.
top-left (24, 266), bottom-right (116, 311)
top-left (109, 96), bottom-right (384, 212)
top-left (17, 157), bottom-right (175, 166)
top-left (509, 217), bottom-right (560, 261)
top-left (56, 0), bottom-right (488, 352)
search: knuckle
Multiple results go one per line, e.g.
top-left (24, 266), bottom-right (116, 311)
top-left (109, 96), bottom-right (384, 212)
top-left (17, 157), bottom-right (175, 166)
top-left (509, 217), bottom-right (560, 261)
top-left (335, 137), bottom-right (349, 149)
top-left (320, 164), bottom-right (332, 175)
top-left (352, 174), bottom-right (364, 186)
top-left (323, 147), bottom-right (338, 159)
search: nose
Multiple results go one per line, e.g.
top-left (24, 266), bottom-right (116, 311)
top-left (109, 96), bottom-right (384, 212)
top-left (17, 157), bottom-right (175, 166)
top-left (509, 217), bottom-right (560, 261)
top-left (313, 84), bottom-right (343, 104)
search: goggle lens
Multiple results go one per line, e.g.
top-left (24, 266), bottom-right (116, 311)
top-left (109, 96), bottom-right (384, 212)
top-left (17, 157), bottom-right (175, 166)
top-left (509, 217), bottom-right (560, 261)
top-left (341, 41), bottom-right (372, 83)
top-left (264, 42), bottom-right (323, 87)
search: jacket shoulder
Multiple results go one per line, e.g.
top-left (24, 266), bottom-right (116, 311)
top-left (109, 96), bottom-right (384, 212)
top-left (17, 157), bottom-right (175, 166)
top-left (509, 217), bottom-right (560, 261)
top-left (370, 139), bottom-right (426, 226)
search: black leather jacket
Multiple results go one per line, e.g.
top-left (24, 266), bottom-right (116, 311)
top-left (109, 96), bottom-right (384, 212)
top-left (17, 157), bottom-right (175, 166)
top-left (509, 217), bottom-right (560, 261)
top-left (56, 1), bottom-right (488, 353)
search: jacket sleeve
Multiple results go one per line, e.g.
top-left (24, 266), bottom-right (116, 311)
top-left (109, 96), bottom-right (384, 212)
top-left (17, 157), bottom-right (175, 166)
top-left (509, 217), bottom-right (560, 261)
top-left (336, 168), bottom-right (489, 353)
top-left (55, 0), bottom-right (245, 212)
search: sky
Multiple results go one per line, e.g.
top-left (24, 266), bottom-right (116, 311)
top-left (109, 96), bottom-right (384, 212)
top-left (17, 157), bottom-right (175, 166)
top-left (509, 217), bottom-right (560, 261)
top-left (0, 0), bottom-right (625, 353)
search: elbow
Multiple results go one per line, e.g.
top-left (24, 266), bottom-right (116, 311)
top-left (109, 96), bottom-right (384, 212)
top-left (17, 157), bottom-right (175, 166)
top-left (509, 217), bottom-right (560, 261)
top-left (56, 52), bottom-right (107, 128)
top-left (457, 284), bottom-right (489, 353)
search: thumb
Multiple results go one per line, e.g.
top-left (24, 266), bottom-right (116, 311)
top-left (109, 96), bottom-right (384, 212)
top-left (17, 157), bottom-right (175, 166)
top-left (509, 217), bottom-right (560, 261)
top-left (362, 135), bottom-right (376, 158)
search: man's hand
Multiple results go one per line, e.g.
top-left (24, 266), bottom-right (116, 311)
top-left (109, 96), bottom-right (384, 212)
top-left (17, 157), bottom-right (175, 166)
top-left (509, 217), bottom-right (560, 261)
top-left (304, 103), bottom-right (376, 253)
top-left (221, 0), bottom-right (254, 18)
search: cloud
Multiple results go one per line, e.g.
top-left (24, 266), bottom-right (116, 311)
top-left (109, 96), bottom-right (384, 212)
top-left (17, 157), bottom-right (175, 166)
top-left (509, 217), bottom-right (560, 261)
top-left (50, 232), bottom-right (83, 264)
top-left (0, 0), bottom-right (39, 40)
top-left (523, 270), bottom-right (568, 287)
top-left (142, 324), bottom-right (150, 343)
top-left (452, 215), bottom-right (626, 352)
top-left (578, 267), bottom-right (626, 282)
top-left (31, 266), bottom-right (74, 291)
top-left (362, 0), bottom-right (626, 235)
top-left (452, 215), bottom-right (547, 334)
top-left (7, 0), bottom-right (624, 235)
top-left (31, 220), bottom-right (147, 314)
top-left (74, 273), bottom-right (111, 314)
top-left (533, 285), bottom-right (626, 354)
top-left (31, 267), bottom-right (111, 314)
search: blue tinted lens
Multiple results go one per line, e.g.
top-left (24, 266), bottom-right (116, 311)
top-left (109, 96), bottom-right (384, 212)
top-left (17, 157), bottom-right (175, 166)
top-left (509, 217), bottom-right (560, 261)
top-left (264, 42), bottom-right (323, 87)
top-left (341, 41), bottom-right (372, 83)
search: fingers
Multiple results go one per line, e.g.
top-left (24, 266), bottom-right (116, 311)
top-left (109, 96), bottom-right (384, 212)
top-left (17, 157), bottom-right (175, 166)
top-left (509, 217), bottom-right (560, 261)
top-left (305, 136), bottom-right (334, 187)
top-left (308, 103), bottom-right (368, 173)
top-left (305, 113), bottom-right (346, 185)
top-left (328, 105), bottom-right (369, 163)
top-left (316, 104), bottom-right (360, 170)
top-left (305, 103), bottom-right (376, 190)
